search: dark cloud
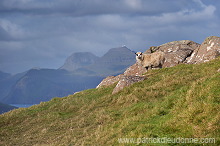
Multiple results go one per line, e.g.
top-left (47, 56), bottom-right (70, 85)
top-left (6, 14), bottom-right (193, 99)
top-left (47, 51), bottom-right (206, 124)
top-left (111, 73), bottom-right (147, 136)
top-left (0, 0), bottom-right (219, 73)
top-left (0, 0), bottom-right (194, 16)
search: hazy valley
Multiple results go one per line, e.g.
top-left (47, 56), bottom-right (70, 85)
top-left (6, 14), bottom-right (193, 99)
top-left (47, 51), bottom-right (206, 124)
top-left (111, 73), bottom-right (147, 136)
top-left (0, 47), bottom-right (135, 113)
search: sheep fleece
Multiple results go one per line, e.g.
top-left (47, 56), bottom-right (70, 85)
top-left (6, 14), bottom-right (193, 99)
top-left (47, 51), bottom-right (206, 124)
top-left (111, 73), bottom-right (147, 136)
top-left (137, 52), bottom-right (165, 69)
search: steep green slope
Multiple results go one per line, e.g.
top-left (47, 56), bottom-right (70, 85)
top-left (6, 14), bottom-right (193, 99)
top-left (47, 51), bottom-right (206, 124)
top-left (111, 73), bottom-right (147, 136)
top-left (0, 58), bottom-right (219, 145)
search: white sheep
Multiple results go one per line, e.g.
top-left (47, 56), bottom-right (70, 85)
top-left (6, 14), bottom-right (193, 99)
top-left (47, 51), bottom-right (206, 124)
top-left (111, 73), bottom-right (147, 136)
top-left (135, 51), bottom-right (165, 70)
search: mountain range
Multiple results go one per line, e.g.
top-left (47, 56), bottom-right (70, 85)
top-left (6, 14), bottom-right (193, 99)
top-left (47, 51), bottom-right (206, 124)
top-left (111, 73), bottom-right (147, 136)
top-left (60, 47), bottom-right (136, 76)
top-left (0, 46), bottom-right (136, 107)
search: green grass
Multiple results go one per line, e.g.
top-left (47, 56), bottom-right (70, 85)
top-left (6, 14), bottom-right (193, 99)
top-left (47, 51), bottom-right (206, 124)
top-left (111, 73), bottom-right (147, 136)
top-left (0, 58), bottom-right (219, 145)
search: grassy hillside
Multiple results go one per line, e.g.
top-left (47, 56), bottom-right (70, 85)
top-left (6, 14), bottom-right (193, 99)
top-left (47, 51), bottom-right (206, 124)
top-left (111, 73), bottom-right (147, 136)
top-left (0, 58), bottom-right (219, 145)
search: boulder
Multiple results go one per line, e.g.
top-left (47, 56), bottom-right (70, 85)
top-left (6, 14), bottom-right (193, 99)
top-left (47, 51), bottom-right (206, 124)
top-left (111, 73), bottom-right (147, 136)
top-left (150, 40), bottom-right (200, 67)
top-left (96, 63), bottom-right (146, 89)
top-left (163, 48), bottom-right (193, 67)
top-left (96, 74), bottom-right (123, 88)
top-left (146, 40), bottom-right (199, 53)
top-left (112, 76), bottom-right (146, 94)
top-left (124, 63), bottom-right (146, 76)
top-left (186, 36), bottom-right (220, 64)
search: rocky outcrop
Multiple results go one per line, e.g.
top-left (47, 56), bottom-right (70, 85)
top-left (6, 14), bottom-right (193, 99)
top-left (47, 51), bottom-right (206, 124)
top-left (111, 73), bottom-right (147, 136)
top-left (96, 74), bottom-right (146, 94)
top-left (150, 40), bottom-right (200, 67)
top-left (96, 63), bottom-right (146, 93)
top-left (112, 76), bottom-right (146, 94)
top-left (96, 74), bottom-right (123, 88)
top-left (97, 36), bottom-right (220, 94)
top-left (186, 36), bottom-right (220, 64)
top-left (124, 63), bottom-right (146, 76)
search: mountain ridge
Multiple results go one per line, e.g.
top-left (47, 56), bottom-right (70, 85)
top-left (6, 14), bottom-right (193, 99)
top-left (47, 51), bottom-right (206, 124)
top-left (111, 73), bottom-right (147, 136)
top-left (59, 46), bottom-right (136, 76)
top-left (59, 52), bottom-right (99, 72)
top-left (2, 68), bottom-right (103, 104)
top-left (0, 46), bottom-right (136, 105)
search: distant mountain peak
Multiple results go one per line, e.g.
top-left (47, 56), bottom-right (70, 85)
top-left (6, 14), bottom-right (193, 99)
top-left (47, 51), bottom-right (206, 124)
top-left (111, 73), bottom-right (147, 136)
top-left (59, 47), bottom-right (136, 76)
top-left (101, 46), bottom-right (135, 59)
top-left (59, 52), bottom-right (99, 72)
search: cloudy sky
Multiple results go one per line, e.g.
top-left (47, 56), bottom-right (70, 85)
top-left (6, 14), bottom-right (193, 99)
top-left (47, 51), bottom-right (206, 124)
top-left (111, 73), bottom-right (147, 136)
top-left (0, 0), bottom-right (219, 74)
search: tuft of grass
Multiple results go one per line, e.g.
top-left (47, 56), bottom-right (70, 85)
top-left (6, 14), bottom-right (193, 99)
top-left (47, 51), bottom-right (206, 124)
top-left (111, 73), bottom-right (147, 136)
top-left (0, 57), bottom-right (219, 145)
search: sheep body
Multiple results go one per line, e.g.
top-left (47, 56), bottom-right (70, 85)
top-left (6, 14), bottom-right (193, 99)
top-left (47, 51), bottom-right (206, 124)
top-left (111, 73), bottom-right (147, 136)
top-left (135, 51), bottom-right (165, 70)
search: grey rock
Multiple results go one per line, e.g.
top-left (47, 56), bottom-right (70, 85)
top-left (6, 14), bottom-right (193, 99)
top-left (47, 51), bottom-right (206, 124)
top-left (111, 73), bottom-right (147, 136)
top-left (154, 40), bottom-right (200, 67)
top-left (186, 36), bottom-right (220, 64)
top-left (124, 63), bottom-right (146, 76)
top-left (96, 74), bottom-right (123, 88)
top-left (112, 76), bottom-right (145, 94)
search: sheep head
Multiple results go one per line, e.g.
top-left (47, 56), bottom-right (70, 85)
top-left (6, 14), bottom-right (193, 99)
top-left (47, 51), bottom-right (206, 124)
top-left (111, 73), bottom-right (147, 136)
top-left (135, 52), bottom-right (143, 60)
